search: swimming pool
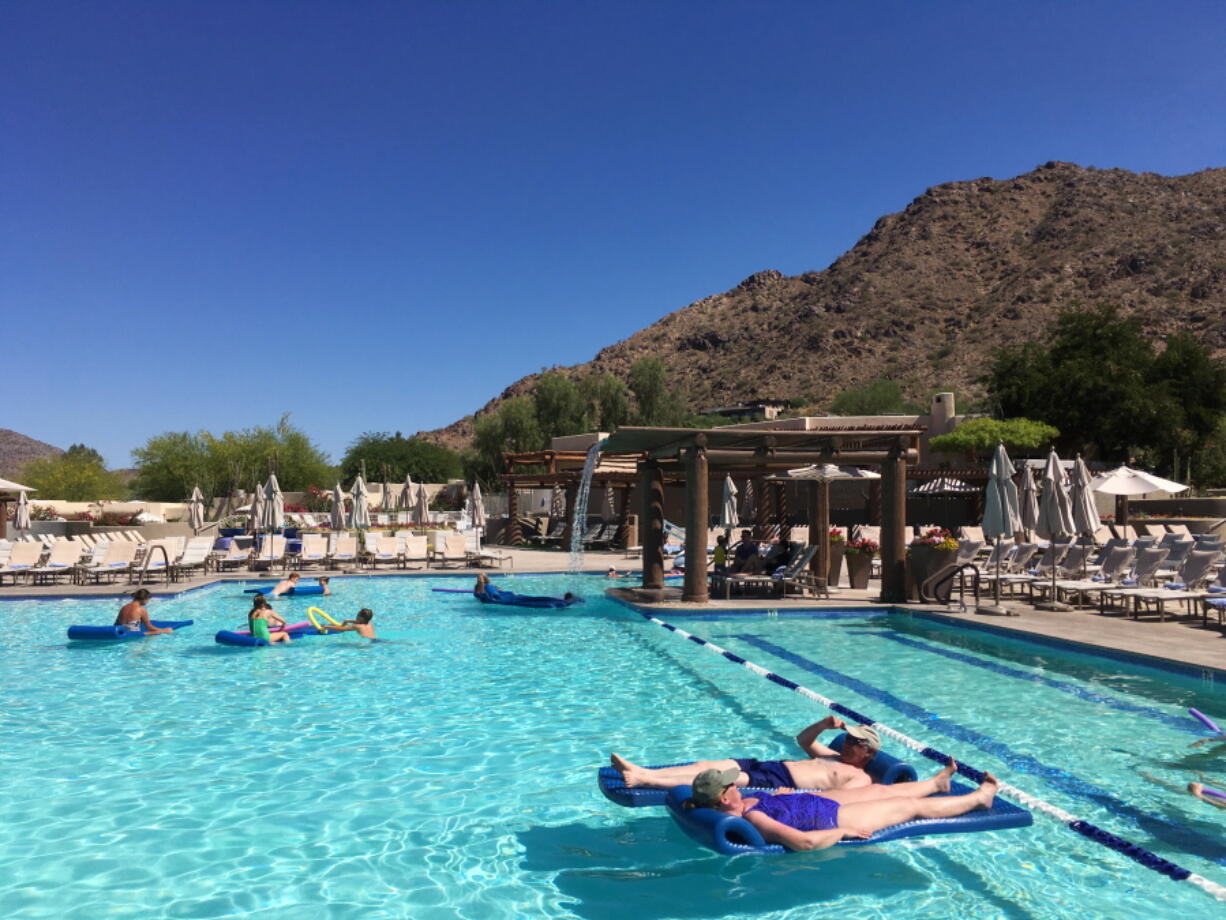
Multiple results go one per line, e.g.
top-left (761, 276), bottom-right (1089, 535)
top-left (2, 574), bottom-right (1223, 919)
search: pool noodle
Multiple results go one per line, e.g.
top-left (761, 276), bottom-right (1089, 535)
top-left (1189, 708), bottom-right (1222, 734)
top-left (1201, 785), bottom-right (1226, 802)
top-left (431, 588), bottom-right (473, 593)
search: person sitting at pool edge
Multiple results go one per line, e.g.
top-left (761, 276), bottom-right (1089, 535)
top-left (269, 572), bottom-right (301, 597)
top-left (321, 608), bottom-right (376, 639)
top-left (114, 589), bottom-right (173, 634)
top-left (318, 576), bottom-right (331, 596)
top-left (611, 716), bottom-right (886, 791)
top-left (248, 595), bottom-right (291, 643)
top-left (685, 762), bottom-right (997, 851)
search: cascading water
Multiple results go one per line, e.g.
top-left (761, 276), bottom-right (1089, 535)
top-left (567, 439), bottom-right (607, 572)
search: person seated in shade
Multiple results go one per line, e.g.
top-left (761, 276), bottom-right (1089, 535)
top-left (269, 572), bottom-right (301, 597)
top-left (730, 530), bottom-right (761, 573)
top-left (248, 595), bottom-right (291, 644)
top-left (321, 608), bottom-right (376, 639)
top-left (612, 717), bottom-right (891, 792)
top-left (114, 589), bottom-right (173, 634)
top-left (684, 762), bottom-right (998, 851)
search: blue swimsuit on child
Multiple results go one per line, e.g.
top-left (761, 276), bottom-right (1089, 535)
top-left (748, 792), bottom-right (841, 831)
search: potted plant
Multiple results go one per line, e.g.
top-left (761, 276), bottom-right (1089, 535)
top-left (827, 527), bottom-right (846, 587)
top-left (843, 536), bottom-right (878, 590)
top-left (906, 528), bottom-right (960, 601)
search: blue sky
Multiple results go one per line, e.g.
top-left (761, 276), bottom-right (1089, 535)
top-left (4, 1), bottom-right (1225, 468)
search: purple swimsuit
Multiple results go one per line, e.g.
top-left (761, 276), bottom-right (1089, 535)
top-left (748, 792), bottom-right (841, 831)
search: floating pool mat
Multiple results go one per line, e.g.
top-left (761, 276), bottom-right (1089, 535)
top-left (243, 585), bottom-right (327, 596)
top-left (67, 620), bottom-right (193, 641)
top-left (618, 606), bottom-right (1226, 901)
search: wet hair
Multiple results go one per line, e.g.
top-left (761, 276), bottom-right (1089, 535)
top-left (288, 572), bottom-right (301, 580)
top-left (130, 589), bottom-right (152, 603)
top-left (318, 576), bottom-right (330, 584)
top-left (249, 595), bottom-right (271, 611)
top-left (355, 608), bottom-right (373, 624)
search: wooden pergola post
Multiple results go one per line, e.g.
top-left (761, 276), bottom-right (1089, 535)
top-left (505, 487), bottom-right (523, 546)
top-left (683, 441), bottom-right (709, 603)
top-left (879, 439), bottom-right (909, 602)
top-left (614, 487), bottom-right (632, 549)
top-left (561, 482), bottom-right (578, 551)
top-left (641, 460), bottom-right (665, 589)
top-left (813, 480), bottom-right (831, 579)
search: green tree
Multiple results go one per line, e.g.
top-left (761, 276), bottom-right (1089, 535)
top-left (829, 379), bottom-right (919, 415)
top-left (533, 372), bottom-right (588, 442)
top-left (19, 449), bottom-right (126, 501)
top-left (928, 418), bottom-right (1060, 458)
top-left (577, 373), bottom-right (630, 431)
top-left (1148, 331), bottom-right (1226, 482)
top-left (340, 432), bottom-right (463, 484)
top-left (628, 357), bottom-right (687, 425)
top-left (129, 432), bottom-right (212, 502)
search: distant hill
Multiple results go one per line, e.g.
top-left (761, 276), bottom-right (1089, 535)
top-left (419, 161), bottom-right (1226, 450)
top-left (0, 429), bottom-right (62, 479)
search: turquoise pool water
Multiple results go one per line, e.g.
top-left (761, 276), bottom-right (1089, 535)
top-left (2, 575), bottom-right (1224, 919)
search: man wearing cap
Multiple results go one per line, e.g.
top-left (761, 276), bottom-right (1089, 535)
top-left (683, 762), bottom-right (998, 851)
top-left (612, 716), bottom-right (919, 793)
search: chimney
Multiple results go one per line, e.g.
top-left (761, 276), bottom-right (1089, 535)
top-left (930, 392), bottom-right (955, 435)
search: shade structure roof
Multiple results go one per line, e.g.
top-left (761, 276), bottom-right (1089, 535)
top-left (0, 477), bottom-right (36, 500)
top-left (599, 426), bottom-right (921, 469)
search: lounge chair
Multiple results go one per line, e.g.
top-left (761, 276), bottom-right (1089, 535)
top-left (296, 533), bottom-right (329, 569)
top-left (1048, 545), bottom-right (1136, 606)
top-left (249, 535), bottom-right (287, 571)
top-left (1096, 548), bottom-right (1172, 614)
top-left (1127, 550), bottom-right (1220, 621)
top-left (78, 539), bottom-right (139, 584)
top-left (366, 536), bottom-right (402, 569)
top-left (433, 532), bottom-right (468, 568)
top-left (212, 539), bottom-right (251, 571)
top-left (28, 540), bottom-right (86, 585)
top-left (1198, 567), bottom-right (1226, 625)
top-left (1025, 545), bottom-right (1097, 602)
top-left (329, 535), bottom-right (359, 568)
top-left (171, 537), bottom-right (214, 580)
top-left (715, 545), bottom-right (819, 598)
top-left (0, 541), bottom-right (46, 585)
top-left (131, 538), bottom-right (180, 584)
top-left (401, 534), bottom-right (429, 569)
top-left (531, 519), bottom-right (567, 547)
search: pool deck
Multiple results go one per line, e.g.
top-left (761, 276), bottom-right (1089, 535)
top-left (4, 547), bottom-right (1224, 678)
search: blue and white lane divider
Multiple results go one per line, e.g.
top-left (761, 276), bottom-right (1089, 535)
top-left (630, 608), bottom-right (1226, 902)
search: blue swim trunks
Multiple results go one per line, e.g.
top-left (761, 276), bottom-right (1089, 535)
top-left (733, 758), bottom-right (796, 789)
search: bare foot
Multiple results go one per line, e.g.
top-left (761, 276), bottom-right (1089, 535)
top-left (975, 772), bottom-right (999, 809)
top-left (933, 759), bottom-right (957, 794)
top-left (610, 753), bottom-right (644, 787)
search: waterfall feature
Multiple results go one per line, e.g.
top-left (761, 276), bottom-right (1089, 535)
top-left (567, 439), bottom-right (607, 572)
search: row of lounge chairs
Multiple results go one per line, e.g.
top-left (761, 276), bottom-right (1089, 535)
top-left (0, 535), bottom-right (215, 586)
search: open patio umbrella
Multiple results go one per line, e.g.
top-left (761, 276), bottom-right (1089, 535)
top-left (14, 490), bottom-right (31, 530)
top-left (415, 483), bottom-right (431, 526)
top-left (467, 482), bottom-right (486, 533)
top-left (982, 443), bottom-right (1022, 612)
top-left (1036, 450), bottom-right (1075, 609)
top-left (1091, 465), bottom-right (1188, 528)
top-left (187, 485), bottom-right (205, 532)
top-left (771, 465), bottom-right (882, 585)
top-left (349, 475), bottom-right (371, 530)
top-left (1018, 463), bottom-right (1040, 540)
top-left (720, 475), bottom-right (739, 536)
top-left (330, 482), bottom-right (347, 530)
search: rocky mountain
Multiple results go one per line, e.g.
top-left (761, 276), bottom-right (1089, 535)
top-left (421, 161), bottom-right (1226, 450)
top-left (0, 429), bottom-right (62, 479)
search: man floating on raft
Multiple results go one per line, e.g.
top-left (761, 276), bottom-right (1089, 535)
top-left (472, 574), bottom-right (581, 608)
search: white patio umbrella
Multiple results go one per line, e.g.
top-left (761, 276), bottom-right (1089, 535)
top-left (1091, 465), bottom-right (1188, 528)
top-left (330, 482), bottom-right (347, 530)
top-left (549, 484), bottom-right (565, 521)
top-left (739, 479), bottom-right (756, 526)
top-left (187, 485), bottom-right (205, 532)
top-left (603, 484), bottom-right (617, 521)
top-left (415, 483), bottom-right (431, 526)
top-left (720, 475), bottom-right (739, 534)
top-left (982, 443), bottom-right (1022, 611)
top-left (467, 482), bottom-right (486, 532)
top-left (14, 490), bottom-right (31, 530)
top-left (1036, 449), bottom-right (1075, 608)
top-left (381, 480), bottom-right (395, 514)
top-left (349, 475), bottom-right (371, 530)
top-left (259, 475), bottom-right (285, 562)
top-left (1018, 463), bottom-right (1040, 540)
top-left (248, 485), bottom-right (266, 533)
top-left (398, 474), bottom-right (415, 512)
top-left (1069, 455), bottom-right (1101, 540)
top-left (771, 465), bottom-right (882, 584)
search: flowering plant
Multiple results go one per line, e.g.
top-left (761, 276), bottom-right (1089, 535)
top-left (910, 527), bottom-right (959, 552)
top-left (828, 527), bottom-right (845, 542)
top-left (844, 537), bottom-right (878, 556)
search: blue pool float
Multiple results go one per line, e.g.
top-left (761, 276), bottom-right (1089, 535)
top-left (1190, 708), bottom-right (1222, 734)
top-left (214, 622), bottom-right (325, 647)
top-left (243, 585), bottom-right (326, 597)
top-left (67, 620), bottom-right (194, 641)
top-left (477, 585), bottom-right (583, 609)
top-left (663, 780), bottom-right (1033, 854)
top-left (598, 733), bottom-right (918, 808)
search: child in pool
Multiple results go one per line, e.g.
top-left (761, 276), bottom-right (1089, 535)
top-left (321, 608), bottom-right (376, 639)
top-left (248, 595), bottom-right (291, 643)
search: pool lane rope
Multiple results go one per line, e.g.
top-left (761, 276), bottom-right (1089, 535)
top-left (630, 608), bottom-right (1226, 902)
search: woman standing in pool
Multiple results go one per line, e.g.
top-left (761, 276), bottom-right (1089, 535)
top-left (248, 595), bottom-right (291, 644)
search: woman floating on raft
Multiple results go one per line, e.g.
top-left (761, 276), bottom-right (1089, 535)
top-left (684, 762), bottom-right (998, 851)
top-left (472, 574), bottom-right (580, 608)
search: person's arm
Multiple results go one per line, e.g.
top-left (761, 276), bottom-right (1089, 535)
top-left (139, 606), bottom-right (172, 634)
top-left (744, 809), bottom-right (846, 851)
top-left (268, 612), bottom-right (288, 628)
top-left (1189, 783), bottom-right (1226, 810)
top-left (796, 716), bottom-right (844, 757)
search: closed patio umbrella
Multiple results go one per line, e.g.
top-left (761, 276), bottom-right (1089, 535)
top-left (720, 475), bottom-right (739, 535)
top-left (398, 474), bottom-right (415, 512)
top-left (1036, 450), bottom-right (1075, 609)
top-left (467, 482), bottom-right (486, 532)
top-left (982, 443), bottom-right (1022, 612)
top-left (259, 475), bottom-right (285, 562)
top-left (415, 483), bottom-right (431, 526)
top-left (349, 475), bottom-right (371, 530)
top-left (1069, 455), bottom-right (1101, 543)
top-left (330, 482), bottom-right (347, 530)
top-left (1018, 464), bottom-right (1040, 540)
top-left (381, 480), bottom-right (395, 514)
top-left (739, 479), bottom-right (756, 525)
top-left (549, 484), bottom-right (565, 521)
top-left (14, 490), bottom-right (31, 530)
top-left (188, 485), bottom-right (205, 532)
top-left (248, 486), bottom-right (265, 534)
top-left (603, 485), bottom-right (617, 521)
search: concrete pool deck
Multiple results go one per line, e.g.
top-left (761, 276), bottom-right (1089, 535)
top-left (3, 546), bottom-right (1224, 678)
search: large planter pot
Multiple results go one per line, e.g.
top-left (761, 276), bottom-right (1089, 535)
top-left (907, 545), bottom-right (959, 602)
top-left (827, 542), bottom-right (846, 587)
top-left (845, 552), bottom-right (872, 590)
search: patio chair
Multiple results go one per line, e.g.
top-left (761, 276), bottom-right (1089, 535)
top-left (1048, 545), bottom-right (1136, 606)
top-left (365, 536), bottom-right (402, 568)
top-left (0, 541), bottom-right (46, 585)
top-left (329, 534), bottom-right (359, 568)
top-left (212, 539), bottom-right (251, 572)
top-left (249, 535), bottom-right (287, 571)
top-left (1096, 547), bottom-right (1172, 614)
top-left (171, 537), bottom-right (214, 580)
top-left (1127, 550), bottom-right (1220, 621)
top-left (28, 539), bottom-right (87, 585)
top-left (78, 539), bottom-right (139, 584)
top-left (432, 532), bottom-right (468, 568)
top-left (296, 533), bottom-right (329, 569)
top-left (402, 534), bottom-right (430, 569)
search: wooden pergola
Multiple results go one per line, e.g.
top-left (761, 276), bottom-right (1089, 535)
top-left (598, 426), bottom-right (922, 603)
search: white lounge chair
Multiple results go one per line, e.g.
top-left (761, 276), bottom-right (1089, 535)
top-left (0, 541), bottom-right (45, 585)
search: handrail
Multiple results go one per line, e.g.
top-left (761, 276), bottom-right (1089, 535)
top-left (135, 543), bottom-right (171, 584)
top-left (921, 562), bottom-right (981, 609)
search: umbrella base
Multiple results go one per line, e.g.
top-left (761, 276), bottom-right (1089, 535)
top-left (977, 604), bottom-right (1018, 617)
top-left (1034, 600), bottom-right (1073, 612)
